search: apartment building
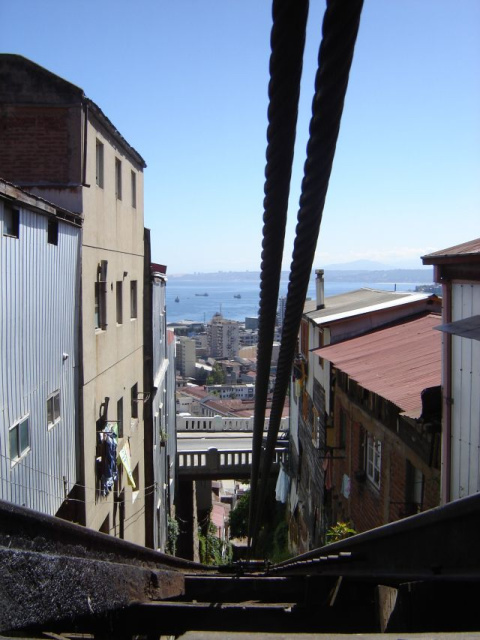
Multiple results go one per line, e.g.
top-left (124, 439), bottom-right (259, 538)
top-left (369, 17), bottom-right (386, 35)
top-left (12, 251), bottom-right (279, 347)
top-left (0, 180), bottom-right (82, 516)
top-left (0, 55), bottom-right (147, 544)
top-left (207, 313), bottom-right (240, 359)
top-left (143, 257), bottom-right (177, 550)
top-left (176, 336), bottom-right (197, 378)
top-left (204, 384), bottom-right (255, 400)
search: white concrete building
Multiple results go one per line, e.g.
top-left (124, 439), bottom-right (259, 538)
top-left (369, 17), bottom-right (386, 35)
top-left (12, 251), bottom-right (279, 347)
top-left (144, 260), bottom-right (177, 550)
top-left (176, 336), bottom-right (197, 378)
top-left (207, 313), bottom-right (240, 359)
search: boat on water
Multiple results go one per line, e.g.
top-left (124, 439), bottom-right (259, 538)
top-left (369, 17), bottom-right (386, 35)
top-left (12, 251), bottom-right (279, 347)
top-left (234, 294), bottom-right (241, 299)
top-left (195, 293), bottom-right (209, 296)
top-left (175, 296), bottom-right (180, 302)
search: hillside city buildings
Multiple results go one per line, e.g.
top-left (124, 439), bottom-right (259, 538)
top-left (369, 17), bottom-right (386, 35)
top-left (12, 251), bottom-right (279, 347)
top-left (0, 55), bottom-right (175, 550)
top-left (1, 55), bottom-right (479, 575)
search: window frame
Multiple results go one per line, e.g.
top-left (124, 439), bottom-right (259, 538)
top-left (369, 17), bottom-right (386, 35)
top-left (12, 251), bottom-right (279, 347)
top-left (130, 280), bottom-right (137, 319)
top-left (366, 433), bottom-right (382, 488)
top-left (116, 281), bottom-right (123, 325)
top-left (96, 139), bottom-right (104, 188)
top-left (117, 396), bottom-right (124, 438)
top-left (339, 408), bottom-right (347, 448)
top-left (131, 383), bottom-right (138, 420)
top-left (47, 217), bottom-right (58, 246)
top-left (115, 158), bottom-right (122, 200)
top-left (131, 463), bottom-right (140, 502)
top-left (47, 390), bottom-right (61, 430)
top-left (95, 260), bottom-right (108, 330)
top-left (131, 170), bottom-right (137, 209)
top-left (3, 204), bottom-right (19, 238)
top-left (9, 415), bottom-right (30, 464)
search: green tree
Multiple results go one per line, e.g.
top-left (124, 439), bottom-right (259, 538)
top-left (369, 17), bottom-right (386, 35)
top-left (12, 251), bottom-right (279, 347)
top-left (206, 363), bottom-right (226, 385)
top-left (229, 490), bottom-right (250, 538)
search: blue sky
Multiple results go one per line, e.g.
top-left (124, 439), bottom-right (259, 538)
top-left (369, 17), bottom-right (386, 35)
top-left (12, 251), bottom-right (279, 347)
top-left (2, 1), bottom-right (479, 273)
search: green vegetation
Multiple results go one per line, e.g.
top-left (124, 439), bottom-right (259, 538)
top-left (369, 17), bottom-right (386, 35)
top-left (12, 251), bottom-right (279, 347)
top-left (199, 520), bottom-right (232, 565)
top-left (206, 363), bottom-right (226, 385)
top-left (167, 516), bottom-right (179, 555)
top-left (326, 521), bottom-right (356, 544)
top-left (228, 485), bottom-right (291, 563)
top-left (228, 490), bottom-right (250, 538)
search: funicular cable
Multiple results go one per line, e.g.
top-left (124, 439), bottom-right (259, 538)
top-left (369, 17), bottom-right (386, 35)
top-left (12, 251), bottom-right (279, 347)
top-left (248, 0), bottom-right (309, 548)
top-left (251, 0), bottom-right (364, 550)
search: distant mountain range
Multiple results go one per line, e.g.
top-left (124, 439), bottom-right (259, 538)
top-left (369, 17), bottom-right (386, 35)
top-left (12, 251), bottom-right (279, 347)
top-left (170, 265), bottom-right (434, 284)
top-left (323, 259), bottom-right (429, 270)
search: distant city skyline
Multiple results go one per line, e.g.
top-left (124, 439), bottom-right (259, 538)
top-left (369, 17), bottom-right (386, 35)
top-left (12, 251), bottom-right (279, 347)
top-left (1, 0), bottom-right (479, 273)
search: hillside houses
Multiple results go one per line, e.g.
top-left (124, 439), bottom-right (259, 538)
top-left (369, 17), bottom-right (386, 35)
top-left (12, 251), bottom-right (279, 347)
top-left (287, 270), bottom-right (443, 553)
top-left (0, 56), bottom-right (175, 550)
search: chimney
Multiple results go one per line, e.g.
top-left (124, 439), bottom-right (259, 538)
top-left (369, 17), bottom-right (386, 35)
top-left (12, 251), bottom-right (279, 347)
top-left (315, 269), bottom-right (325, 310)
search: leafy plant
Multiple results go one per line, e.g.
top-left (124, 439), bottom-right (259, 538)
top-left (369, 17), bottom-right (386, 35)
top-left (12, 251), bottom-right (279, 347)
top-left (326, 521), bottom-right (356, 544)
top-left (167, 516), bottom-right (179, 555)
top-left (228, 490), bottom-right (250, 539)
top-left (199, 520), bottom-right (232, 565)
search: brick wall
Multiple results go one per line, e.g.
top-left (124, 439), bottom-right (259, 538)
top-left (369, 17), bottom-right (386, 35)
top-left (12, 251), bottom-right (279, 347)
top-left (0, 105), bottom-right (78, 184)
top-left (328, 386), bottom-right (440, 536)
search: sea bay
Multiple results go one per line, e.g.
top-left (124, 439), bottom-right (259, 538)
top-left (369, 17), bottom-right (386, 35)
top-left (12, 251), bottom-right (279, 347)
top-left (165, 272), bottom-right (432, 324)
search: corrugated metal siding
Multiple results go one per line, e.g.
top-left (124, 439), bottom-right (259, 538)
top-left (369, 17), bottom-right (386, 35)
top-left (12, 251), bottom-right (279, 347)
top-left (451, 283), bottom-right (480, 499)
top-left (151, 277), bottom-right (168, 550)
top-left (0, 201), bottom-right (80, 515)
top-left (314, 313), bottom-right (442, 413)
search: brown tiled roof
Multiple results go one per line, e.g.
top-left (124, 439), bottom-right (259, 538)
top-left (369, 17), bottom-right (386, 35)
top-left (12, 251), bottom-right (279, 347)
top-left (313, 313), bottom-right (441, 414)
top-left (422, 238), bottom-right (480, 263)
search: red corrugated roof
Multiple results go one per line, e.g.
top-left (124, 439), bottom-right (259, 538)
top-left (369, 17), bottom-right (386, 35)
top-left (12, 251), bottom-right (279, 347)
top-left (422, 237), bottom-right (480, 262)
top-left (313, 313), bottom-right (442, 413)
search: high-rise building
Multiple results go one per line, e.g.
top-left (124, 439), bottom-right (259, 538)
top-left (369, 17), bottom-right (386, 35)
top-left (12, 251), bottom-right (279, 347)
top-left (207, 313), bottom-right (240, 359)
top-left (176, 336), bottom-right (197, 378)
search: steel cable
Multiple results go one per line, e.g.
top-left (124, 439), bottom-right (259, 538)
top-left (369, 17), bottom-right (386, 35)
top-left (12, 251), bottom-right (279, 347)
top-left (248, 0), bottom-right (309, 545)
top-left (252, 0), bottom-right (364, 548)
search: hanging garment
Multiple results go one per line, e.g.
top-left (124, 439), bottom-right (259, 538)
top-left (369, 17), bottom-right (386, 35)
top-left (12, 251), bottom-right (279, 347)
top-left (100, 431), bottom-right (118, 496)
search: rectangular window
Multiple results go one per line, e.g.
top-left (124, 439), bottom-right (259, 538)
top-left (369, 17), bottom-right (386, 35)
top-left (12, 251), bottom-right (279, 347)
top-left (405, 461), bottom-right (424, 516)
top-left (47, 390), bottom-right (61, 428)
top-left (3, 205), bottom-right (19, 238)
top-left (130, 280), bottom-right (137, 319)
top-left (96, 140), bottom-right (104, 187)
top-left (132, 463), bottom-right (140, 502)
top-left (339, 408), bottom-right (347, 448)
top-left (117, 397), bottom-right (124, 438)
top-left (366, 434), bottom-right (381, 488)
top-left (9, 415), bottom-right (30, 462)
top-left (131, 383), bottom-right (138, 419)
top-left (131, 170), bottom-right (137, 208)
top-left (95, 260), bottom-right (108, 330)
top-left (115, 158), bottom-right (122, 200)
top-left (300, 319), bottom-right (309, 358)
top-left (47, 218), bottom-right (58, 245)
top-left (116, 281), bottom-right (123, 324)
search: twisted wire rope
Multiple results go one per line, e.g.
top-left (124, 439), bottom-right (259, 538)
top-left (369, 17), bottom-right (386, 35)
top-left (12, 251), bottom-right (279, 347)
top-left (248, 0), bottom-right (309, 545)
top-left (252, 0), bottom-right (364, 547)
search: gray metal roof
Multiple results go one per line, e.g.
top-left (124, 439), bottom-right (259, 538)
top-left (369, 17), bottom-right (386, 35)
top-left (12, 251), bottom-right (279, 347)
top-left (435, 315), bottom-right (480, 341)
top-left (304, 288), bottom-right (433, 326)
